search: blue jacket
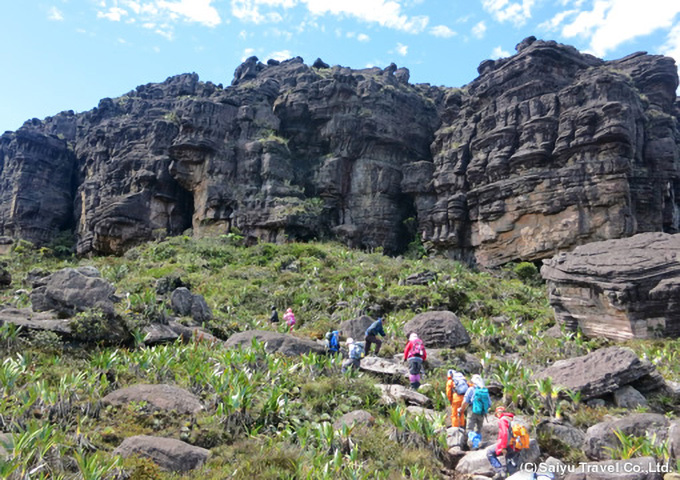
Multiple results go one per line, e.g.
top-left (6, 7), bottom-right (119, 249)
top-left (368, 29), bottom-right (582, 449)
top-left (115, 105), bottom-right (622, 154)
top-left (365, 319), bottom-right (385, 337)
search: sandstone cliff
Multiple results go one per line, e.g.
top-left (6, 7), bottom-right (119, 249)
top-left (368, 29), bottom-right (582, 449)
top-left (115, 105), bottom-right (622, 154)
top-left (1, 38), bottom-right (678, 265)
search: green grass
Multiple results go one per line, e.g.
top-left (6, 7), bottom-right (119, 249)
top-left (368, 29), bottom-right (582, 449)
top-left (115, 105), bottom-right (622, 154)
top-left (0, 236), bottom-right (678, 478)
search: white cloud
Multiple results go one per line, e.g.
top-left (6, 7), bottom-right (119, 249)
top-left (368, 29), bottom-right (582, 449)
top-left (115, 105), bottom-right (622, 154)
top-left (357, 33), bottom-right (370, 42)
top-left (472, 21), bottom-right (486, 39)
top-left (430, 25), bottom-right (456, 38)
top-left (231, 0), bottom-right (293, 24)
top-left (302, 0), bottom-right (429, 33)
top-left (157, 0), bottom-right (221, 27)
top-left (97, 7), bottom-right (129, 21)
top-left (661, 24), bottom-right (680, 64)
top-left (267, 49), bottom-right (293, 61)
top-left (395, 42), bottom-right (408, 56)
top-left (241, 47), bottom-right (256, 60)
top-left (560, 0), bottom-right (680, 57)
top-left (482, 0), bottom-right (536, 27)
top-left (48, 6), bottom-right (64, 21)
top-left (538, 9), bottom-right (578, 32)
top-left (491, 46), bottom-right (510, 58)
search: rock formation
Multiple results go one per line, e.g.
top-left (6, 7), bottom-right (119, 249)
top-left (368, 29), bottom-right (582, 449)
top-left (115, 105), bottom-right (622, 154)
top-left (1, 38), bottom-right (678, 266)
top-left (541, 232), bottom-right (680, 340)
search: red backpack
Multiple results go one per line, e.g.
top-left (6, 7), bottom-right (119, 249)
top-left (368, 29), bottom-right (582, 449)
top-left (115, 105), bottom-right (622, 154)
top-left (410, 339), bottom-right (425, 357)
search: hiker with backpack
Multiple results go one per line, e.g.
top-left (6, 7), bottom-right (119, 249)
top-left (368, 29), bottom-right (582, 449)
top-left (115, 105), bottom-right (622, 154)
top-left (487, 406), bottom-right (524, 479)
top-left (269, 305), bottom-right (279, 323)
top-left (325, 329), bottom-right (341, 355)
top-left (364, 317), bottom-right (386, 356)
top-left (283, 308), bottom-right (296, 332)
top-left (403, 333), bottom-right (427, 390)
top-left (459, 374), bottom-right (490, 449)
top-left (446, 370), bottom-right (468, 428)
top-left (342, 338), bottom-right (364, 373)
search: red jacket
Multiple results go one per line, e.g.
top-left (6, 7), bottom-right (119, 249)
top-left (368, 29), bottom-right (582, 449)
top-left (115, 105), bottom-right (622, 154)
top-left (403, 339), bottom-right (427, 361)
top-left (495, 412), bottom-right (515, 455)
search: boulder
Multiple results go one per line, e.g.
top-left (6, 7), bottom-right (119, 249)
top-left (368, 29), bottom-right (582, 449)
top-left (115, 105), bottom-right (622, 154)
top-left (564, 456), bottom-right (663, 480)
top-left (30, 267), bottom-right (117, 318)
top-left (170, 287), bottom-right (212, 323)
top-left (102, 384), bottom-right (203, 414)
top-left (359, 356), bottom-right (409, 377)
top-left (455, 449), bottom-right (495, 476)
top-left (403, 311), bottom-right (471, 348)
top-left (375, 384), bottom-right (431, 407)
top-left (333, 410), bottom-right (375, 430)
top-left (0, 307), bottom-right (70, 335)
top-left (338, 315), bottom-right (374, 342)
top-left (406, 406), bottom-right (440, 422)
top-left (141, 320), bottom-right (218, 345)
top-left (536, 419), bottom-right (586, 450)
top-left (669, 421), bottom-right (680, 461)
top-left (113, 435), bottom-right (209, 472)
top-left (225, 330), bottom-right (326, 356)
top-left (533, 347), bottom-right (661, 400)
top-left (583, 413), bottom-right (669, 460)
top-left (0, 263), bottom-right (11, 287)
top-left (541, 233), bottom-right (680, 340)
top-left (613, 385), bottom-right (648, 409)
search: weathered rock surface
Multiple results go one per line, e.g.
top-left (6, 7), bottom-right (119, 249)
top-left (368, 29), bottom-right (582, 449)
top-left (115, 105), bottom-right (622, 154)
top-left (583, 413), bottom-right (669, 460)
top-left (564, 456), bottom-right (663, 480)
top-left (376, 384), bottom-right (431, 407)
top-left (30, 267), bottom-right (117, 318)
top-left (536, 419), bottom-right (586, 450)
top-left (225, 330), bottom-right (326, 356)
top-left (613, 385), bottom-right (648, 409)
top-left (102, 384), bottom-right (203, 414)
top-left (533, 347), bottom-right (661, 400)
top-left (403, 310), bottom-right (470, 348)
top-left (338, 315), bottom-right (374, 341)
top-left (170, 287), bottom-right (212, 323)
top-left (542, 233), bottom-right (680, 340)
top-left (360, 356), bottom-right (409, 377)
top-left (1, 39), bottom-right (678, 266)
top-left (141, 320), bottom-right (218, 345)
top-left (113, 435), bottom-right (209, 472)
top-left (0, 307), bottom-right (71, 334)
top-left (333, 410), bottom-right (375, 430)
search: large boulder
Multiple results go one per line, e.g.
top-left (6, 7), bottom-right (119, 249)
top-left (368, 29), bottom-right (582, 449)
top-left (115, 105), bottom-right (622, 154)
top-left (102, 384), bottom-right (204, 414)
top-left (583, 413), bottom-right (670, 460)
top-left (536, 419), bottom-right (586, 450)
top-left (142, 320), bottom-right (218, 345)
top-left (533, 347), bottom-right (661, 400)
top-left (333, 410), bottom-right (375, 430)
top-left (170, 287), bottom-right (212, 323)
top-left (360, 356), bottom-right (409, 377)
top-left (30, 267), bottom-right (117, 317)
top-left (338, 315), bottom-right (374, 341)
top-left (375, 384), bottom-right (431, 407)
top-left (225, 330), bottom-right (325, 356)
top-left (113, 435), bottom-right (209, 472)
top-left (541, 233), bottom-right (680, 340)
top-left (403, 311), bottom-right (470, 348)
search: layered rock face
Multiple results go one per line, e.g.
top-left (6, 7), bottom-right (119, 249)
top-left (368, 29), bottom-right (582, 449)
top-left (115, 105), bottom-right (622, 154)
top-left (1, 38), bottom-right (678, 265)
top-left (541, 232), bottom-right (680, 340)
top-left (416, 38), bottom-right (680, 266)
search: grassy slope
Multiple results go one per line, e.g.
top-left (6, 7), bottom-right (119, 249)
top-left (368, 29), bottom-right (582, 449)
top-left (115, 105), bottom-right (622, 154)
top-left (0, 235), bottom-right (678, 479)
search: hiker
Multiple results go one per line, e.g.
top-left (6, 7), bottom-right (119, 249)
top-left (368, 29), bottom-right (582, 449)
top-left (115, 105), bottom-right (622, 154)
top-left (283, 308), bottom-right (296, 332)
top-left (269, 305), bottom-right (279, 323)
top-left (342, 338), bottom-right (363, 373)
top-left (446, 370), bottom-right (468, 428)
top-left (487, 406), bottom-right (521, 479)
top-left (403, 332), bottom-right (427, 390)
top-left (364, 317), bottom-right (386, 356)
top-left (325, 329), bottom-right (341, 355)
top-left (459, 374), bottom-right (490, 449)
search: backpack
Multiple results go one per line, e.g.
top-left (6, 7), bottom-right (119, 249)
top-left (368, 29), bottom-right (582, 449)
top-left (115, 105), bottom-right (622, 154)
top-left (328, 331), bottom-right (340, 352)
top-left (349, 342), bottom-right (364, 360)
top-left (454, 377), bottom-right (468, 395)
top-left (471, 387), bottom-right (490, 415)
top-left (409, 339), bottom-right (425, 358)
top-left (509, 421), bottom-right (531, 450)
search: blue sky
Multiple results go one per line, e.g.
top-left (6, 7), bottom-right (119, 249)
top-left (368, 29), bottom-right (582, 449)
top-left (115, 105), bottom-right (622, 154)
top-left (2, 0), bottom-right (679, 134)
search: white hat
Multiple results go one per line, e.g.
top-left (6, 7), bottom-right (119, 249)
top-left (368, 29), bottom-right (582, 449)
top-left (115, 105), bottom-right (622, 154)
top-left (409, 333), bottom-right (418, 341)
top-left (346, 337), bottom-right (354, 344)
top-left (471, 374), bottom-right (485, 388)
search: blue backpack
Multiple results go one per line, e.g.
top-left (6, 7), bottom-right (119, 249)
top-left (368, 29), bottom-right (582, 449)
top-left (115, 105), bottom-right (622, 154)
top-left (328, 331), bottom-right (340, 352)
top-left (471, 387), bottom-right (490, 415)
top-left (454, 378), bottom-right (468, 395)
